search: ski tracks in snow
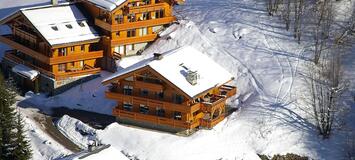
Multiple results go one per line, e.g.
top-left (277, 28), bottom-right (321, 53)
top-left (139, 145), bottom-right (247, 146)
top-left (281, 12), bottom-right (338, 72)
top-left (258, 17), bottom-right (302, 105)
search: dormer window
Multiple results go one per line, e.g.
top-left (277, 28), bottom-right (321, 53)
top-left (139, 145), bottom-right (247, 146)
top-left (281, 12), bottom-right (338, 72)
top-left (65, 24), bottom-right (73, 29)
top-left (51, 26), bottom-right (58, 31)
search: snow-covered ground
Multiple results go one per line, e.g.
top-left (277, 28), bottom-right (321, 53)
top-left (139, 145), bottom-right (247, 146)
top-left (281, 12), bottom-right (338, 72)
top-left (0, 0), bottom-right (354, 160)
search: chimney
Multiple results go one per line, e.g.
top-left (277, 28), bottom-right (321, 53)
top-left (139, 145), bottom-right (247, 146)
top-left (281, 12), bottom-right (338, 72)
top-left (186, 70), bottom-right (199, 85)
top-left (153, 53), bottom-right (163, 60)
top-left (51, 0), bottom-right (58, 6)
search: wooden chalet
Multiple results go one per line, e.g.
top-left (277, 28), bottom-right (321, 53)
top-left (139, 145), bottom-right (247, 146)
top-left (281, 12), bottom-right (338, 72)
top-left (0, 3), bottom-right (103, 95)
top-left (0, 0), bottom-right (184, 94)
top-left (102, 46), bottom-right (237, 132)
top-left (78, 0), bottom-right (179, 71)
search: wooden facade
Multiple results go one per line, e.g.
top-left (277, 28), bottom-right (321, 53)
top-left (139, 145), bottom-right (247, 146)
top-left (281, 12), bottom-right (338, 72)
top-left (80, 0), bottom-right (177, 71)
top-left (103, 66), bottom-right (237, 131)
top-left (0, 1), bottom-right (182, 93)
top-left (0, 15), bottom-right (103, 81)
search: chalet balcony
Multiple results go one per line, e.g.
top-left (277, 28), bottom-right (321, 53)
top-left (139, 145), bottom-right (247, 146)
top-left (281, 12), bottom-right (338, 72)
top-left (197, 85), bottom-right (236, 112)
top-left (200, 115), bottom-right (225, 129)
top-left (4, 50), bottom-right (101, 80)
top-left (55, 65), bottom-right (101, 80)
top-left (219, 85), bottom-right (237, 98)
top-left (49, 50), bottom-right (103, 65)
top-left (95, 16), bottom-right (176, 32)
top-left (110, 34), bottom-right (157, 46)
top-left (128, 2), bottom-right (169, 13)
top-left (106, 90), bottom-right (201, 113)
top-left (200, 95), bottom-right (227, 112)
top-left (0, 34), bottom-right (50, 63)
top-left (3, 50), bottom-right (54, 77)
top-left (113, 107), bottom-right (200, 129)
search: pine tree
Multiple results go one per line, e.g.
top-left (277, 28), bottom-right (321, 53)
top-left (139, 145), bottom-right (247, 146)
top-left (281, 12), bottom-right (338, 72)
top-left (0, 72), bottom-right (32, 160)
top-left (13, 113), bottom-right (32, 160)
top-left (0, 74), bottom-right (17, 160)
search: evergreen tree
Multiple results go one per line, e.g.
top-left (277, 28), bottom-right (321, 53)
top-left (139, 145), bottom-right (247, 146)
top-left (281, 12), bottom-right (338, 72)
top-left (0, 72), bottom-right (32, 160)
top-left (13, 113), bottom-right (32, 160)
top-left (0, 73), bottom-right (17, 160)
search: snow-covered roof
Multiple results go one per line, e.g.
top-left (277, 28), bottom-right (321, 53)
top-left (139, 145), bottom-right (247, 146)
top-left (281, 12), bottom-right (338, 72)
top-left (12, 64), bottom-right (39, 80)
top-left (87, 0), bottom-right (126, 11)
top-left (103, 46), bottom-right (234, 98)
top-left (20, 4), bottom-right (100, 46)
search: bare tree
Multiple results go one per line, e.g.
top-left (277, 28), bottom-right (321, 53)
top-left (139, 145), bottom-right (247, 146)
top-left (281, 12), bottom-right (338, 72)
top-left (313, 0), bottom-right (334, 64)
top-left (294, 0), bottom-right (304, 44)
top-left (336, 6), bottom-right (355, 44)
top-left (282, 0), bottom-right (292, 31)
top-left (308, 47), bottom-right (347, 138)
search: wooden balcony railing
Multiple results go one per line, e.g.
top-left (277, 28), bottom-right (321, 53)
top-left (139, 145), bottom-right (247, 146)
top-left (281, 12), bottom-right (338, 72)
top-left (128, 2), bottom-right (169, 14)
top-left (49, 51), bottom-right (103, 65)
top-left (113, 108), bottom-right (200, 129)
top-left (106, 91), bottom-right (200, 113)
top-left (220, 85), bottom-right (237, 98)
top-left (200, 115), bottom-right (225, 128)
top-left (95, 16), bottom-right (176, 32)
top-left (4, 50), bottom-right (101, 80)
top-left (134, 80), bottom-right (164, 92)
top-left (0, 35), bottom-right (49, 63)
top-left (110, 34), bottom-right (157, 46)
top-left (201, 96), bottom-right (226, 112)
top-left (4, 51), bottom-right (55, 77)
top-left (55, 67), bottom-right (101, 80)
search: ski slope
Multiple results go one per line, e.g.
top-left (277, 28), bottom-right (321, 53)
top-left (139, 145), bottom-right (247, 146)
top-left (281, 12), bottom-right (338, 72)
top-left (0, 0), bottom-right (354, 160)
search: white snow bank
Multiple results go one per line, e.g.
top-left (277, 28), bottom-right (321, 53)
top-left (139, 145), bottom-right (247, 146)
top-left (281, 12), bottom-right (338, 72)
top-left (56, 115), bottom-right (97, 149)
top-left (60, 145), bottom-right (129, 160)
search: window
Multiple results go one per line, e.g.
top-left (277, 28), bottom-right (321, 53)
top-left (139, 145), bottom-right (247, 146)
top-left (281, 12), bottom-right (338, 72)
top-left (143, 0), bottom-right (151, 5)
top-left (173, 94), bottom-right (184, 104)
top-left (139, 27), bottom-right (148, 36)
top-left (142, 12), bottom-right (150, 20)
top-left (65, 24), bottom-right (73, 29)
top-left (156, 108), bottom-right (165, 117)
top-left (140, 89), bottom-right (149, 97)
top-left (58, 63), bottom-right (66, 72)
top-left (58, 48), bottom-right (67, 56)
top-left (155, 91), bottom-right (164, 99)
top-left (123, 85), bottom-right (133, 95)
top-left (155, 9), bottom-right (164, 18)
top-left (123, 102), bottom-right (133, 111)
top-left (155, 0), bottom-right (159, 3)
top-left (116, 31), bottom-right (120, 37)
top-left (128, 2), bottom-right (137, 7)
top-left (174, 111), bottom-right (182, 120)
top-left (126, 44), bottom-right (135, 51)
top-left (128, 14), bottom-right (136, 22)
top-left (127, 29), bottom-right (136, 37)
top-left (69, 62), bottom-right (75, 67)
top-left (79, 61), bottom-right (84, 68)
top-left (70, 46), bottom-right (75, 52)
top-left (81, 45), bottom-right (85, 52)
top-left (51, 26), bottom-right (58, 31)
top-left (78, 21), bottom-right (86, 27)
top-left (139, 104), bottom-right (149, 114)
top-left (115, 15), bottom-right (124, 24)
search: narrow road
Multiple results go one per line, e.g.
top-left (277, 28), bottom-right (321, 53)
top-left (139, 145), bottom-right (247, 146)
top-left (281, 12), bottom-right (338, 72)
top-left (33, 114), bottom-right (82, 153)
